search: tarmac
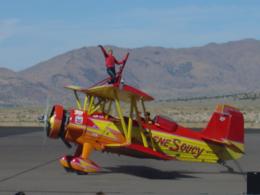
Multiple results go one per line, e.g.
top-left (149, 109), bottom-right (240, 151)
top-left (0, 127), bottom-right (259, 195)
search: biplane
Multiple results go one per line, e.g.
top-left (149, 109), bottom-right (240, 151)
top-left (44, 52), bottom-right (244, 174)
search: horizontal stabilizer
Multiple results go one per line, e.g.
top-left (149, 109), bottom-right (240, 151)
top-left (202, 136), bottom-right (244, 154)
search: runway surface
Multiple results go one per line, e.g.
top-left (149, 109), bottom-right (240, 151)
top-left (0, 127), bottom-right (259, 195)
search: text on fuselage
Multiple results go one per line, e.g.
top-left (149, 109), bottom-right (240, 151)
top-left (153, 136), bottom-right (204, 158)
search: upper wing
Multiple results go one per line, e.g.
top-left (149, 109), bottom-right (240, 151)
top-left (65, 84), bottom-right (154, 102)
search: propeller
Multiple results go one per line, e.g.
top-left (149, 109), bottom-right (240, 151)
top-left (38, 95), bottom-right (51, 145)
top-left (44, 96), bottom-right (50, 137)
top-left (59, 110), bottom-right (72, 148)
top-left (38, 93), bottom-right (72, 149)
top-left (37, 94), bottom-right (51, 152)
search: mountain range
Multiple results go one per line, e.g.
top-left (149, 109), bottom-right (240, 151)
top-left (1, 38), bottom-right (260, 106)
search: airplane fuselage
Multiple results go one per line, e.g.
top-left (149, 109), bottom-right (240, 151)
top-left (63, 110), bottom-right (242, 163)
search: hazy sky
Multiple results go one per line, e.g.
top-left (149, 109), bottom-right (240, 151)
top-left (0, 0), bottom-right (260, 70)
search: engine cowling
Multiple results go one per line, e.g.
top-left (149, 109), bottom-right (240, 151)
top-left (47, 105), bottom-right (88, 144)
top-left (47, 104), bottom-right (64, 139)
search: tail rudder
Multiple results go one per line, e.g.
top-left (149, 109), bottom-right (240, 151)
top-left (202, 104), bottom-right (244, 159)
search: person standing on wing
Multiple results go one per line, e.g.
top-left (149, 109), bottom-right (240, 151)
top-left (98, 45), bottom-right (126, 84)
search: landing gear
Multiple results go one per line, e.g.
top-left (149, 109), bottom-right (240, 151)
top-left (59, 143), bottom-right (100, 175)
top-left (61, 158), bottom-right (89, 175)
top-left (64, 167), bottom-right (74, 173)
top-left (76, 171), bottom-right (89, 175)
top-left (218, 159), bottom-right (234, 172)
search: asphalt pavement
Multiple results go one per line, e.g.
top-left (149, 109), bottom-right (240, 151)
top-left (0, 127), bottom-right (259, 195)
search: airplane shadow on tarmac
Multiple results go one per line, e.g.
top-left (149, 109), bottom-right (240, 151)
top-left (99, 165), bottom-right (198, 180)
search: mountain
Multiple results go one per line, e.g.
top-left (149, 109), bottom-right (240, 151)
top-left (1, 38), bottom-right (260, 106)
top-left (0, 67), bottom-right (48, 106)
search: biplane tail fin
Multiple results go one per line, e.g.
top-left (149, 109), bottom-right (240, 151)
top-left (202, 104), bottom-right (244, 159)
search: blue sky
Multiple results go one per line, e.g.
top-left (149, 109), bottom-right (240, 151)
top-left (0, 0), bottom-right (260, 70)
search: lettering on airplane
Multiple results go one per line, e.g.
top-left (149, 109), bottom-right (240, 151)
top-left (153, 136), bottom-right (204, 159)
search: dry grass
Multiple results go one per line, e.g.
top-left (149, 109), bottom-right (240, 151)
top-left (0, 98), bottom-right (259, 128)
top-left (147, 98), bottom-right (260, 128)
top-left (0, 106), bottom-right (44, 126)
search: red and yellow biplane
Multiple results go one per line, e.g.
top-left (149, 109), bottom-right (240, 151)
top-left (44, 52), bottom-right (244, 174)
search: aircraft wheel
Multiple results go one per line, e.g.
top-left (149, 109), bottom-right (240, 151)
top-left (76, 171), bottom-right (88, 175)
top-left (64, 167), bottom-right (74, 173)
